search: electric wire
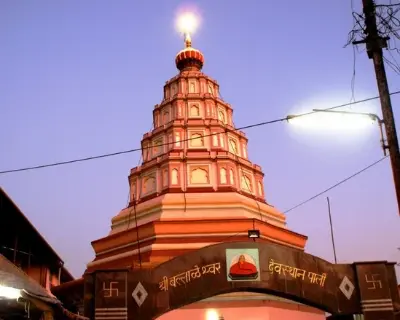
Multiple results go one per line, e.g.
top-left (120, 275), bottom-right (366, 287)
top-left (350, 46), bottom-right (357, 104)
top-left (349, 2), bottom-right (400, 44)
top-left (183, 155), bottom-right (187, 212)
top-left (217, 229), bottom-right (250, 243)
top-left (1, 92), bottom-right (399, 175)
top-left (126, 120), bottom-right (154, 269)
top-left (384, 53), bottom-right (400, 74)
top-left (283, 156), bottom-right (388, 214)
top-left (387, 47), bottom-right (400, 69)
top-left (350, 0), bottom-right (357, 104)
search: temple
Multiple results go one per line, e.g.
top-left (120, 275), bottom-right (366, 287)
top-left (55, 32), bottom-right (325, 319)
top-left (86, 33), bottom-right (308, 272)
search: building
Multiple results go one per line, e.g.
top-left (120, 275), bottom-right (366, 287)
top-left (397, 285), bottom-right (400, 319)
top-left (55, 34), bottom-right (327, 319)
top-left (0, 188), bottom-right (85, 319)
top-left (0, 188), bottom-right (73, 291)
top-left (0, 253), bottom-right (88, 320)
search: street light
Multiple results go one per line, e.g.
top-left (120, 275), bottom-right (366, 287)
top-left (286, 109), bottom-right (388, 156)
top-left (248, 229), bottom-right (260, 239)
top-left (248, 219), bottom-right (260, 240)
top-left (287, 108), bottom-right (400, 218)
top-left (312, 109), bottom-right (388, 156)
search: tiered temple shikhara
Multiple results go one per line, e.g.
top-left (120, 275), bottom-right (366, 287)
top-left (57, 32), bottom-right (326, 318)
top-left (87, 33), bottom-right (308, 272)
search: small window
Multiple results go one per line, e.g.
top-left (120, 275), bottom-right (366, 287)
top-left (171, 169), bottom-right (179, 184)
top-left (220, 168), bottom-right (227, 184)
top-left (258, 181), bottom-right (263, 196)
top-left (152, 139), bottom-right (163, 156)
top-left (175, 132), bottom-right (181, 147)
top-left (190, 167), bottom-right (209, 184)
top-left (190, 105), bottom-right (200, 117)
top-left (218, 110), bottom-right (226, 123)
top-left (163, 111), bottom-right (170, 124)
top-left (190, 133), bottom-right (204, 147)
top-left (229, 139), bottom-right (239, 155)
top-left (241, 175), bottom-right (252, 192)
top-left (230, 169), bottom-right (235, 184)
top-left (208, 83), bottom-right (214, 95)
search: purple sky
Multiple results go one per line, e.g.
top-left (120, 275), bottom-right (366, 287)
top-left (1, 1), bottom-right (399, 280)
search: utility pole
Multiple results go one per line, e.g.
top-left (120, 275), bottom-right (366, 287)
top-left (355, 0), bottom-right (400, 216)
top-left (326, 197), bottom-right (338, 264)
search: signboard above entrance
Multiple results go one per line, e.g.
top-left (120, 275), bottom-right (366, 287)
top-left (84, 241), bottom-right (400, 320)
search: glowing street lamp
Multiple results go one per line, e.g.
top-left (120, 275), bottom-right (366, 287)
top-left (314, 109), bottom-right (387, 155)
top-left (313, 109), bottom-right (387, 155)
top-left (286, 109), bottom-right (388, 155)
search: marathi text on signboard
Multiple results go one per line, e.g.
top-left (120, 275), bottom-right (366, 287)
top-left (268, 259), bottom-right (327, 287)
top-left (159, 262), bottom-right (221, 291)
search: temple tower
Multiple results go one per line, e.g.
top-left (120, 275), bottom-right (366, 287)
top-left (86, 34), bottom-right (307, 272)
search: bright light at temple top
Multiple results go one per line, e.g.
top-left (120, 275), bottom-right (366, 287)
top-left (176, 11), bottom-right (200, 37)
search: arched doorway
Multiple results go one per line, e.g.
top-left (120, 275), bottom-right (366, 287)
top-left (158, 291), bottom-right (326, 320)
top-left (84, 242), bottom-right (400, 320)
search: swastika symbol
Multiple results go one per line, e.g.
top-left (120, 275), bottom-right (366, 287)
top-left (102, 281), bottom-right (119, 298)
top-left (365, 274), bottom-right (382, 290)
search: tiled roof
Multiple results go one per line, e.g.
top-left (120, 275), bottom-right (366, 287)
top-left (0, 254), bottom-right (88, 320)
top-left (0, 188), bottom-right (74, 282)
top-left (0, 254), bottom-right (58, 302)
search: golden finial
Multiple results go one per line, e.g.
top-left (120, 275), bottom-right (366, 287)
top-left (184, 32), bottom-right (192, 48)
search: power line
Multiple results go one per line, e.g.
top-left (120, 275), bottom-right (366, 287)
top-left (283, 156), bottom-right (388, 214)
top-left (350, 0), bottom-right (357, 104)
top-left (1, 91), bottom-right (399, 175)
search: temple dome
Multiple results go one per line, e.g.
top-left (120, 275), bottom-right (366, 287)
top-left (175, 34), bottom-right (204, 72)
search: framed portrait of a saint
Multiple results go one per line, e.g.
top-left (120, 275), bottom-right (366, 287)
top-left (225, 248), bottom-right (260, 282)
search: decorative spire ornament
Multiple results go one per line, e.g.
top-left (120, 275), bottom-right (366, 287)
top-left (174, 11), bottom-right (204, 72)
top-left (184, 32), bottom-right (192, 48)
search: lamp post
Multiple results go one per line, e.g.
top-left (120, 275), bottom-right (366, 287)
top-left (311, 109), bottom-right (388, 156)
top-left (287, 108), bottom-right (400, 217)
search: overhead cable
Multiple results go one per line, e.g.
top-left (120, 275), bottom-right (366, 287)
top-left (0, 91), bottom-right (399, 175)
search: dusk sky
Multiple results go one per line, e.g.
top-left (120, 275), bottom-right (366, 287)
top-left (1, 1), bottom-right (399, 280)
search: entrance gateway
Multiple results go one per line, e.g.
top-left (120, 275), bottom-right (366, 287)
top-left (83, 242), bottom-right (400, 320)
